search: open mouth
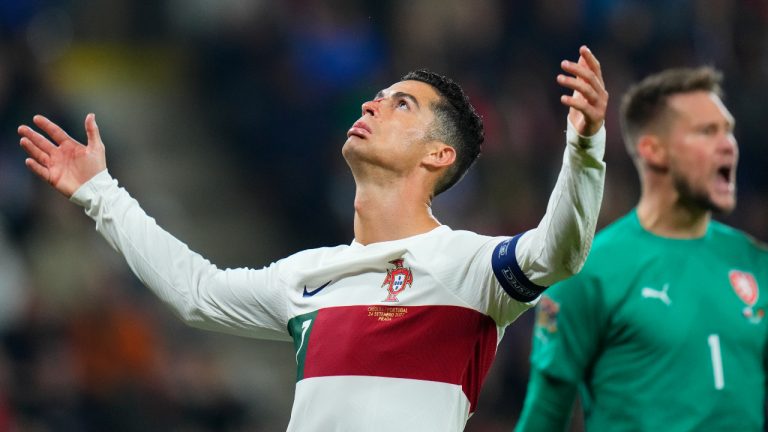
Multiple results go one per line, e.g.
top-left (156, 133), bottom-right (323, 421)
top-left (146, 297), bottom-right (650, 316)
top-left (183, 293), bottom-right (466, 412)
top-left (714, 164), bottom-right (736, 194)
top-left (717, 165), bottom-right (732, 183)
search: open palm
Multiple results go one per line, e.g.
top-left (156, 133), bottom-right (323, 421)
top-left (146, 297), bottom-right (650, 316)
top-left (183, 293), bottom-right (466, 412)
top-left (18, 114), bottom-right (107, 197)
top-left (557, 46), bottom-right (608, 137)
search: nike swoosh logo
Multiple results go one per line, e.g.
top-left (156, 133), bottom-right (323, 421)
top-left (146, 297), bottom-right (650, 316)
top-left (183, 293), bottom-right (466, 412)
top-left (303, 280), bottom-right (332, 297)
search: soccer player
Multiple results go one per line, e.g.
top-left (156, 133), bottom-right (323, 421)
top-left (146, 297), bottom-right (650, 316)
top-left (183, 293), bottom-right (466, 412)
top-left (18, 46), bottom-right (607, 431)
top-left (517, 67), bottom-right (768, 431)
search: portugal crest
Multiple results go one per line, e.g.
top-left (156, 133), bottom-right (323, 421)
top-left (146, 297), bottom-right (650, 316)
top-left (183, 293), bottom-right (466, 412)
top-left (381, 258), bottom-right (413, 302)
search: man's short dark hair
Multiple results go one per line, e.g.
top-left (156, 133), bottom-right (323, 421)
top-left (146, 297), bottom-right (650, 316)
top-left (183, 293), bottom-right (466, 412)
top-left (401, 69), bottom-right (484, 197)
top-left (620, 66), bottom-right (723, 159)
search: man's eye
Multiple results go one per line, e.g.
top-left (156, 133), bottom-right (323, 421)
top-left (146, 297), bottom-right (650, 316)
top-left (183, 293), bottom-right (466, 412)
top-left (397, 100), bottom-right (409, 110)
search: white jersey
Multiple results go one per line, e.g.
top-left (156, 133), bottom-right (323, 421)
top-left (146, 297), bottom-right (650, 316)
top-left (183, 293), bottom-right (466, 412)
top-left (69, 122), bottom-right (605, 431)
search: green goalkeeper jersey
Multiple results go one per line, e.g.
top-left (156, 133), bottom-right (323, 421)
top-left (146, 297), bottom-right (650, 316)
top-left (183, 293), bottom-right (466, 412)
top-left (525, 210), bottom-right (768, 431)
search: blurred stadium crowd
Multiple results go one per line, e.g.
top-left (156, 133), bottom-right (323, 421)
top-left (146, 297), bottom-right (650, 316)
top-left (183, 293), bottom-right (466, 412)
top-left (0, 1), bottom-right (767, 431)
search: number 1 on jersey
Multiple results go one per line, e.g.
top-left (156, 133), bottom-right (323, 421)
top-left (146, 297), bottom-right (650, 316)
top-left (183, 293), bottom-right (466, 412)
top-left (707, 334), bottom-right (724, 390)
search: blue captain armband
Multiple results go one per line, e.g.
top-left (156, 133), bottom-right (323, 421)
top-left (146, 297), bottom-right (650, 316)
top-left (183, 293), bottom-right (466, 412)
top-left (492, 234), bottom-right (547, 302)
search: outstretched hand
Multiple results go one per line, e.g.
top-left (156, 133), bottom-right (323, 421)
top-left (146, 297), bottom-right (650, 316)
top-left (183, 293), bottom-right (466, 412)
top-left (18, 114), bottom-right (107, 198)
top-left (558, 45), bottom-right (608, 137)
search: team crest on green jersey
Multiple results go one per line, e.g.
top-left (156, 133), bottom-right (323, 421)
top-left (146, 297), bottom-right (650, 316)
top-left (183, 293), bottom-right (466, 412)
top-left (536, 295), bottom-right (560, 335)
top-left (730, 270), bottom-right (758, 306)
top-left (381, 258), bottom-right (413, 302)
top-left (730, 270), bottom-right (764, 324)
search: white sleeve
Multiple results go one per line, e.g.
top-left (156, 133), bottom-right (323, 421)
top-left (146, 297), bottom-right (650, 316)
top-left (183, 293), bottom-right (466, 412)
top-left (515, 120), bottom-right (606, 287)
top-left (70, 170), bottom-right (291, 341)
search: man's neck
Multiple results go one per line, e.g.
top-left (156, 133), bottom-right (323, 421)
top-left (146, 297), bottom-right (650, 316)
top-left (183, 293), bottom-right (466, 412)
top-left (352, 182), bottom-right (441, 245)
top-left (636, 191), bottom-right (711, 239)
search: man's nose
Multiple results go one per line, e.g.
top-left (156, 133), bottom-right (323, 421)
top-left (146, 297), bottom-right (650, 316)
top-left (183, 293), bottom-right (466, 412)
top-left (361, 98), bottom-right (383, 116)
top-left (721, 132), bottom-right (738, 155)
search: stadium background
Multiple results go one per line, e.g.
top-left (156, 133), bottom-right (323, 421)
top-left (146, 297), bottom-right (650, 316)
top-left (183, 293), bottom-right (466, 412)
top-left (0, 1), bottom-right (766, 430)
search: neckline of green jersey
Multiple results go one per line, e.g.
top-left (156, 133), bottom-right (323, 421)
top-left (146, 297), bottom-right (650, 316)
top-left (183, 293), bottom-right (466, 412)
top-left (630, 208), bottom-right (713, 243)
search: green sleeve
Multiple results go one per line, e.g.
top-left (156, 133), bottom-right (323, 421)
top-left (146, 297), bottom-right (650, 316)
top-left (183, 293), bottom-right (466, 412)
top-left (518, 253), bottom-right (608, 430)
top-left (761, 303), bottom-right (768, 424)
top-left (515, 368), bottom-right (578, 432)
top-left (528, 266), bottom-right (606, 383)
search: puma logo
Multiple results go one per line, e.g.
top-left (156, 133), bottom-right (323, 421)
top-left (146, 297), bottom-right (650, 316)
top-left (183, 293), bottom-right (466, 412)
top-left (641, 284), bottom-right (671, 306)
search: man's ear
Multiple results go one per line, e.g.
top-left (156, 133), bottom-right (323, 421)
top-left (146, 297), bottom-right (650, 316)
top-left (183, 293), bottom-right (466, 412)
top-left (637, 135), bottom-right (668, 172)
top-left (422, 143), bottom-right (456, 171)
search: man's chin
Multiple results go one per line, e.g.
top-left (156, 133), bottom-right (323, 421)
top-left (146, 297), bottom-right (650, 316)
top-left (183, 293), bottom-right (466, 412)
top-left (679, 192), bottom-right (736, 216)
top-left (709, 195), bottom-right (737, 215)
top-left (341, 139), bottom-right (356, 159)
top-left (677, 178), bottom-right (737, 215)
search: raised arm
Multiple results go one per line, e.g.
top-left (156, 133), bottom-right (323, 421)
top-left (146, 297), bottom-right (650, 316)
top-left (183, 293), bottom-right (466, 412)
top-left (18, 115), bottom-right (291, 341)
top-left (18, 114), bottom-right (107, 197)
top-left (513, 46), bottom-right (608, 289)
